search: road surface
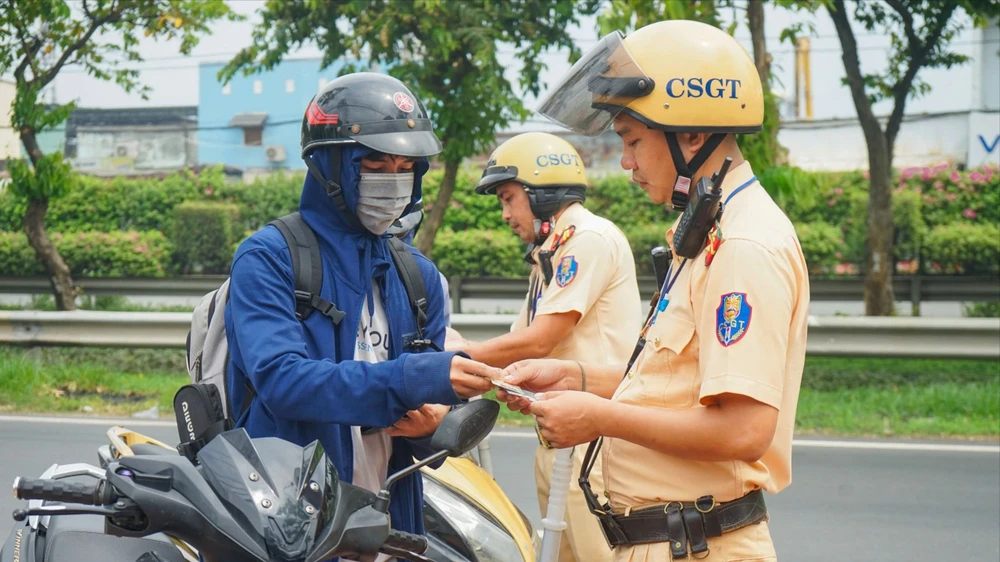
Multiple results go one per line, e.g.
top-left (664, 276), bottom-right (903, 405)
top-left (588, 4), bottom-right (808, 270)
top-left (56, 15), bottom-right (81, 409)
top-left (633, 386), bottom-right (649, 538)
top-left (0, 415), bottom-right (997, 561)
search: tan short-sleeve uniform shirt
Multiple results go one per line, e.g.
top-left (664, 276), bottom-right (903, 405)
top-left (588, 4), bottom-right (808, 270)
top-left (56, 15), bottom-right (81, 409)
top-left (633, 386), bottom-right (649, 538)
top-left (511, 203), bottom-right (642, 366)
top-left (603, 160), bottom-right (810, 510)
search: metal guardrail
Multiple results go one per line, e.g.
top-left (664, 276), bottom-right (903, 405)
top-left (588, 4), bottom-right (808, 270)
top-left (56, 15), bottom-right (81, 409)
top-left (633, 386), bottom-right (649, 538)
top-left (1, 310), bottom-right (998, 360)
top-left (449, 275), bottom-right (1000, 313)
top-left (2, 275), bottom-right (998, 313)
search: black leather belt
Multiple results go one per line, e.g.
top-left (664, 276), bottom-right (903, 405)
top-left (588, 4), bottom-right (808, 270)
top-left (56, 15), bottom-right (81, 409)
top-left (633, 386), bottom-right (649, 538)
top-left (579, 438), bottom-right (768, 558)
top-left (597, 489), bottom-right (768, 557)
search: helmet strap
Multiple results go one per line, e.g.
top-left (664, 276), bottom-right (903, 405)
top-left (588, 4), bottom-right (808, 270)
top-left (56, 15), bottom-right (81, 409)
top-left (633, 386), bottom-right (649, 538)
top-left (303, 148), bottom-right (366, 232)
top-left (665, 132), bottom-right (726, 211)
top-left (532, 218), bottom-right (553, 245)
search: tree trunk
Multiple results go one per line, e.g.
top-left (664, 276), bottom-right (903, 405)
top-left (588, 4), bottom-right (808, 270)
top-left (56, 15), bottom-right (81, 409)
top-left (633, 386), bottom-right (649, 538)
top-left (865, 146), bottom-right (895, 316)
top-left (20, 129), bottom-right (78, 311)
top-left (748, 0), bottom-right (769, 83)
top-left (24, 198), bottom-right (77, 310)
top-left (415, 159), bottom-right (460, 258)
top-left (828, 0), bottom-right (894, 315)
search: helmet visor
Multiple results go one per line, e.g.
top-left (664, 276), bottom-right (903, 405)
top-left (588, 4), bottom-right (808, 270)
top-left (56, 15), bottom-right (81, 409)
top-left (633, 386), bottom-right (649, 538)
top-left (536, 31), bottom-right (654, 136)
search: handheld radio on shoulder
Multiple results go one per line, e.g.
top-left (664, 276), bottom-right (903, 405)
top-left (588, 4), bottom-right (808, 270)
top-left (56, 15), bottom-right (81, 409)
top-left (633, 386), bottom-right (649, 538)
top-left (672, 157), bottom-right (733, 259)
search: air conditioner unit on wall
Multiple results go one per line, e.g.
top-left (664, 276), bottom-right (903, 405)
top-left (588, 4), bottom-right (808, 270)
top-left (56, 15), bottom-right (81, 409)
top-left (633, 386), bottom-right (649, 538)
top-left (265, 145), bottom-right (286, 163)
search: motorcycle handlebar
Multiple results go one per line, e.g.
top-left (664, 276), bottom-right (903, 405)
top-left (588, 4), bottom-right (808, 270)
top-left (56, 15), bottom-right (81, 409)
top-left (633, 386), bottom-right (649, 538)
top-left (12, 477), bottom-right (118, 506)
top-left (383, 528), bottom-right (428, 554)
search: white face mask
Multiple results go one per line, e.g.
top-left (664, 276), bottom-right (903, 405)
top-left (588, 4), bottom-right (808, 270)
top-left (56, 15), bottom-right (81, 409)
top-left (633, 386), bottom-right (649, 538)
top-left (355, 173), bottom-right (414, 235)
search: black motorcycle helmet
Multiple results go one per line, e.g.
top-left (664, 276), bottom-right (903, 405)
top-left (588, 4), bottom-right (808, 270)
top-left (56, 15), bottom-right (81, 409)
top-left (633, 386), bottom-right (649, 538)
top-left (300, 72), bottom-right (443, 231)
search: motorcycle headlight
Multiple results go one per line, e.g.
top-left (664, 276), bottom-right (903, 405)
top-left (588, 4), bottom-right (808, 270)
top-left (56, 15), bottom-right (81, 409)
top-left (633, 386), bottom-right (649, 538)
top-left (423, 475), bottom-right (527, 562)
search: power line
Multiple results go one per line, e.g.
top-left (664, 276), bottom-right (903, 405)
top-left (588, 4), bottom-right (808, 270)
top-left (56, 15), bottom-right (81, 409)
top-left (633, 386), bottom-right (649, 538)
top-left (48, 38), bottom-right (998, 76)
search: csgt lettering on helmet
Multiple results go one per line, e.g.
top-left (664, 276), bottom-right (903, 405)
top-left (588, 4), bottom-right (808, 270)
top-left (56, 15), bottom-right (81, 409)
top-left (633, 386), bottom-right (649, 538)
top-left (665, 77), bottom-right (742, 99)
top-left (536, 153), bottom-right (582, 167)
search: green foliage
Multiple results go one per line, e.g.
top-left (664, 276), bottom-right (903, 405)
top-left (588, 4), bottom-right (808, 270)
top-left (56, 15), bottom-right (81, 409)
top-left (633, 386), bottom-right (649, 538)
top-left (216, 171), bottom-right (302, 231)
top-left (431, 229), bottom-right (527, 279)
top-left (757, 165), bottom-right (819, 211)
top-left (171, 201), bottom-right (241, 274)
top-left (794, 221), bottom-right (842, 275)
top-left (964, 302), bottom-right (1000, 318)
top-left (842, 0), bottom-right (986, 108)
top-left (221, 0), bottom-right (598, 165)
top-left (0, 230), bottom-right (169, 277)
top-left (622, 222), bottom-right (673, 277)
top-left (422, 167), bottom-right (505, 232)
top-left (922, 223), bottom-right (1000, 275)
top-left (584, 174), bottom-right (674, 228)
top-left (6, 153), bottom-right (72, 201)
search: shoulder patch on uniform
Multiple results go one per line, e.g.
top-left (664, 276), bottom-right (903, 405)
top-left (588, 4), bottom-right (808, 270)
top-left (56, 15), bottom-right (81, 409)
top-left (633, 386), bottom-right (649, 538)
top-left (716, 292), bottom-right (752, 347)
top-left (555, 255), bottom-right (579, 287)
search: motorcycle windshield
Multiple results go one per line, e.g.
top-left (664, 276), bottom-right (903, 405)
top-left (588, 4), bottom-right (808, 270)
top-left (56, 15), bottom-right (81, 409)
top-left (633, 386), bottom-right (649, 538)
top-left (535, 31), bottom-right (655, 136)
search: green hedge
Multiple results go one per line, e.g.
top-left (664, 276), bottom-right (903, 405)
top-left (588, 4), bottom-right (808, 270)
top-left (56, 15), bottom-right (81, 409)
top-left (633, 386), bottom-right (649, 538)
top-left (431, 229), bottom-right (528, 279)
top-left (0, 162), bottom-right (996, 278)
top-left (0, 231), bottom-right (169, 277)
top-left (171, 202), bottom-right (241, 274)
top-left (922, 223), bottom-right (1000, 275)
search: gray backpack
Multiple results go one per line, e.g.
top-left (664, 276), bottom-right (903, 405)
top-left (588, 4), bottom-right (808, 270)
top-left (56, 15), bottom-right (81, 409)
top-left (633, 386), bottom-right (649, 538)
top-left (181, 212), bottom-right (435, 437)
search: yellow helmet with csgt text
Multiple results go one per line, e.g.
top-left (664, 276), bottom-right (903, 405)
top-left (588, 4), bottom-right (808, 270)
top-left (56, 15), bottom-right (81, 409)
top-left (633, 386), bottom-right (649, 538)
top-left (475, 132), bottom-right (588, 196)
top-left (537, 19), bottom-right (763, 135)
top-left (536, 19), bottom-right (763, 210)
top-left (475, 132), bottom-right (587, 219)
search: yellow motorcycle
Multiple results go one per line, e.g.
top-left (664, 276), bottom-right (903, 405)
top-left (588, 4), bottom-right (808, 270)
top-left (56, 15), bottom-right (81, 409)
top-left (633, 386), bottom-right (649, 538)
top-left (2, 407), bottom-right (539, 562)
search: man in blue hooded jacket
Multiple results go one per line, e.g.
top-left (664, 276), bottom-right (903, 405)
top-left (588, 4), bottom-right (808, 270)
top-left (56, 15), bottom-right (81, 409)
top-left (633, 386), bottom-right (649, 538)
top-left (223, 73), bottom-right (497, 550)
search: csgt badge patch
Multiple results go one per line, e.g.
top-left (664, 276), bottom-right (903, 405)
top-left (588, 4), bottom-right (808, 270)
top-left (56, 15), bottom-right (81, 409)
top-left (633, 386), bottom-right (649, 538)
top-left (716, 292), bottom-right (752, 346)
top-left (555, 255), bottom-right (578, 287)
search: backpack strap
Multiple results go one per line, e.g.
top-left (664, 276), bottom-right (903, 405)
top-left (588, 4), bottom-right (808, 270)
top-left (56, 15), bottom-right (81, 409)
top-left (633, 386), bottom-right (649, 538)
top-left (269, 212), bottom-right (346, 324)
top-left (387, 237), bottom-right (440, 352)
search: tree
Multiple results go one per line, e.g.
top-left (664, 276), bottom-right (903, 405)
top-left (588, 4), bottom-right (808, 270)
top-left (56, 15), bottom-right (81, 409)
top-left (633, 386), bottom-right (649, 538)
top-left (0, 0), bottom-right (236, 310)
top-left (220, 0), bottom-right (600, 257)
top-left (825, 0), bottom-right (995, 315)
top-left (597, 0), bottom-right (785, 171)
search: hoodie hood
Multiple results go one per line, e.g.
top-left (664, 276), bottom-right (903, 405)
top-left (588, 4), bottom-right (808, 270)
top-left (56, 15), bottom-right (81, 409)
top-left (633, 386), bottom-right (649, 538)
top-left (298, 144), bottom-right (429, 238)
top-left (297, 143), bottom-right (430, 304)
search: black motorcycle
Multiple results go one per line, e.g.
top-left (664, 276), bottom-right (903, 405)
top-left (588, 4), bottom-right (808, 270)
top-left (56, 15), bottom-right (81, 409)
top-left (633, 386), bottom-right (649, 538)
top-left (1, 400), bottom-right (501, 562)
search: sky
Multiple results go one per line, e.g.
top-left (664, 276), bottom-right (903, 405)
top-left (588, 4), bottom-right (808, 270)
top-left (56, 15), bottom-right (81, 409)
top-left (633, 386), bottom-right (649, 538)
top-left (33, 0), bottom-right (996, 132)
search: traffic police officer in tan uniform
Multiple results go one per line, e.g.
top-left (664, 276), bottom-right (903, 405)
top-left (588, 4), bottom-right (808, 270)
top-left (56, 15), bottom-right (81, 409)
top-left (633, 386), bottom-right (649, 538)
top-left (498, 20), bottom-right (810, 561)
top-left (448, 132), bottom-right (641, 562)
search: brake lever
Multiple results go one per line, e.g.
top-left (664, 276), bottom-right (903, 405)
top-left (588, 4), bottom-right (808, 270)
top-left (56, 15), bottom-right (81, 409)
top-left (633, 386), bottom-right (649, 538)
top-left (13, 504), bottom-right (117, 521)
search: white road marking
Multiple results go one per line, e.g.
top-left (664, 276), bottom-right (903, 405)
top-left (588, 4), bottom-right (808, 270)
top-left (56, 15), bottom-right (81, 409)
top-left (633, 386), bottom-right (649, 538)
top-left (2, 416), bottom-right (996, 453)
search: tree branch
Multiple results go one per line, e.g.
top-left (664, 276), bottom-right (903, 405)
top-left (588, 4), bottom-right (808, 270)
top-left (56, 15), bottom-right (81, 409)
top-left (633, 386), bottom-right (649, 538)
top-left (36, 7), bottom-right (122, 89)
top-left (883, 0), bottom-right (919, 50)
top-left (884, 3), bottom-right (957, 155)
top-left (11, 16), bottom-right (43, 82)
top-left (828, 0), bottom-right (884, 147)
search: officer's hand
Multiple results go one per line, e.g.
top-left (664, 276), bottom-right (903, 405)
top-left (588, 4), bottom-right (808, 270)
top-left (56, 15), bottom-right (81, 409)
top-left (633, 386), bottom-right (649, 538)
top-left (386, 404), bottom-right (449, 438)
top-left (498, 359), bottom-right (576, 414)
top-left (445, 327), bottom-right (469, 351)
top-left (530, 391), bottom-right (607, 448)
top-left (449, 355), bottom-right (502, 399)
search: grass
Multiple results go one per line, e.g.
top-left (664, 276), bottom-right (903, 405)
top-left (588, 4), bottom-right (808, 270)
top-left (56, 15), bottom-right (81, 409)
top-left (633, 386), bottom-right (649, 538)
top-left (0, 294), bottom-right (195, 313)
top-left (0, 346), bottom-right (996, 439)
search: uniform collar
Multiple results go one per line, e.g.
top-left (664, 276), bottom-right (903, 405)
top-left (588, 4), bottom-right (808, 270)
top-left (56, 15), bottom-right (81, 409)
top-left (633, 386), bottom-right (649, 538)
top-left (665, 160), bottom-right (757, 253)
top-left (532, 202), bottom-right (585, 258)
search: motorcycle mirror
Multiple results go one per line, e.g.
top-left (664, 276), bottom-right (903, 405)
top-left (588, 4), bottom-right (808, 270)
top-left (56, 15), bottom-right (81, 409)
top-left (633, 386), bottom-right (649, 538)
top-left (372, 400), bottom-right (499, 513)
top-left (430, 399), bottom-right (500, 457)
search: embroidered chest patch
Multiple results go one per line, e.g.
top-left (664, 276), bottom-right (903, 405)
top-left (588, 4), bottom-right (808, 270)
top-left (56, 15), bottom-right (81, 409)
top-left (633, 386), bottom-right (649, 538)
top-left (716, 292), bottom-right (752, 346)
top-left (555, 255), bottom-right (578, 287)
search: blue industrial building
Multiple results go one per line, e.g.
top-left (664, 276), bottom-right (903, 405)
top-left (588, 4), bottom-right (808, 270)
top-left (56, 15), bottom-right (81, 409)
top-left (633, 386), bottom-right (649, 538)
top-left (197, 58), bottom-right (349, 172)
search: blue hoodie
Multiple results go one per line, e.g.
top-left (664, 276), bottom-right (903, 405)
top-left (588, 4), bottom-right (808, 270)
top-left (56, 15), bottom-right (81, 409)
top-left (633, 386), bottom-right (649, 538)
top-left (223, 144), bottom-right (462, 548)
